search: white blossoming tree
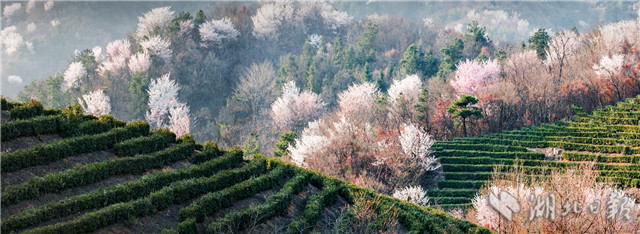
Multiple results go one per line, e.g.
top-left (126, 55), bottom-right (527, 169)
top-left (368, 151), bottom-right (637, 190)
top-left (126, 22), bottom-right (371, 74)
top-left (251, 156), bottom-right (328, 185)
top-left (251, 2), bottom-right (296, 39)
top-left (392, 185), bottom-right (430, 206)
top-left (271, 81), bottom-right (326, 130)
top-left (168, 101), bottom-right (190, 137)
top-left (140, 35), bottom-right (172, 61)
top-left (451, 59), bottom-right (501, 95)
top-left (298, 1), bottom-right (352, 31)
top-left (92, 46), bottom-right (103, 63)
top-left (593, 54), bottom-right (624, 78)
top-left (199, 18), bottom-right (240, 47)
top-left (288, 120), bottom-right (330, 166)
top-left (99, 39), bottom-right (131, 76)
top-left (544, 30), bottom-right (584, 80)
top-left (128, 52), bottom-right (151, 74)
top-left (146, 73), bottom-right (179, 129)
top-left (63, 62), bottom-right (86, 91)
top-left (135, 6), bottom-right (174, 40)
top-left (388, 74), bottom-right (423, 123)
top-left (78, 90), bottom-right (111, 116)
top-left (388, 74), bottom-right (422, 107)
top-left (399, 123), bottom-right (439, 171)
top-left (337, 82), bottom-right (378, 123)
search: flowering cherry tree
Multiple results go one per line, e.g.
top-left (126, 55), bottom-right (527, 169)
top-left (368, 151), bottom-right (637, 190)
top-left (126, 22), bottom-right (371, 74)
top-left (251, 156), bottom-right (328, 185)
top-left (288, 120), bottom-right (330, 166)
top-left (271, 81), bottom-right (326, 130)
top-left (392, 185), bottom-right (430, 206)
top-left (168, 101), bottom-right (190, 137)
top-left (298, 1), bottom-right (352, 30)
top-left (337, 82), bottom-right (378, 122)
top-left (105, 39), bottom-right (131, 59)
top-left (597, 20), bottom-right (640, 53)
top-left (251, 2), bottom-right (296, 39)
top-left (199, 18), bottom-right (240, 47)
top-left (92, 46), bottom-right (103, 63)
top-left (99, 39), bottom-right (131, 76)
top-left (388, 74), bottom-right (422, 106)
top-left (451, 59), bottom-right (500, 95)
top-left (140, 35), bottom-right (172, 61)
top-left (63, 62), bottom-right (86, 91)
top-left (128, 52), bottom-right (151, 74)
top-left (593, 54), bottom-right (624, 78)
top-left (179, 20), bottom-right (194, 37)
top-left (399, 123), bottom-right (439, 171)
top-left (146, 73), bottom-right (179, 129)
top-left (135, 6), bottom-right (174, 40)
top-left (78, 89), bottom-right (111, 116)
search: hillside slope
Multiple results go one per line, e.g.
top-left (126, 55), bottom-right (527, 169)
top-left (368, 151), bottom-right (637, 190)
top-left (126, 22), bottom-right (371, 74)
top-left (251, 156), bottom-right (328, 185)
top-left (0, 99), bottom-right (487, 234)
top-left (430, 95), bottom-right (640, 210)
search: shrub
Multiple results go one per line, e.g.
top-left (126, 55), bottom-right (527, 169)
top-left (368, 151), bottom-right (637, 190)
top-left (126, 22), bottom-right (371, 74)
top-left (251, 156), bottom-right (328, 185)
top-left (1, 121), bottom-right (149, 173)
top-left (1, 140), bottom-right (192, 206)
top-left (1, 149), bottom-right (243, 233)
top-left (114, 129), bottom-right (176, 157)
top-left (9, 99), bottom-right (43, 120)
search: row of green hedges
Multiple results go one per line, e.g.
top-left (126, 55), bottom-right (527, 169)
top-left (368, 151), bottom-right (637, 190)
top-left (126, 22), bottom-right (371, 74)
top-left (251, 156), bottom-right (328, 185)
top-left (22, 199), bottom-right (155, 234)
top-left (433, 143), bottom-right (528, 152)
top-left (9, 99), bottom-right (43, 120)
top-left (178, 166), bottom-right (290, 224)
top-left (148, 155), bottom-right (268, 211)
top-left (206, 173), bottom-right (310, 233)
top-left (562, 152), bottom-right (640, 164)
top-left (481, 133), bottom-right (545, 141)
top-left (593, 110), bottom-right (640, 118)
top-left (1, 115), bottom-right (60, 141)
top-left (63, 115), bottom-right (126, 137)
top-left (1, 141), bottom-right (193, 206)
top-left (444, 172), bottom-right (494, 181)
top-left (431, 197), bottom-right (472, 205)
top-left (435, 149), bottom-right (545, 160)
top-left (591, 116), bottom-right (639, 125)
top-left (2, 148), bottom-right (240, 233)
top-left (439, 157), bottom-right (640, 171)
top-left (286, 181), bottom-right (342, 234)
top-left (23, 157), bottom-right (267, 234)
top-left (114, 129), bottom-right (176, 157)
top-left (1, 121), bottom-right (148, 172)
top-left (1, 114), bottom-right (124, 142)
top-left (438, 203), bottom-right (472, 210)
top-left (437, 180), bottom-right (486, 189)
top-left (427, 189), bottom-right (477, 198)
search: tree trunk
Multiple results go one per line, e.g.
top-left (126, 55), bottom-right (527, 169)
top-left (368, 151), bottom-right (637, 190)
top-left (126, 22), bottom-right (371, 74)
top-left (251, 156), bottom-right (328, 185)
top-left (462, 118), bottom-right (467, 137)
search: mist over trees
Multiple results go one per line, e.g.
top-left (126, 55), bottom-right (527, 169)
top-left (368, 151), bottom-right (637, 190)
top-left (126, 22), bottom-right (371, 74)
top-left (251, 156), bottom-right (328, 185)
top-left (4, 0), bottom-right (640, 204)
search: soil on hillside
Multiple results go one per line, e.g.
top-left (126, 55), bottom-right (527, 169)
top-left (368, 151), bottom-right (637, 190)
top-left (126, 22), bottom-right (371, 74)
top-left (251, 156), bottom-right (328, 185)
top-left (2, 134), bottom-right (62, 153)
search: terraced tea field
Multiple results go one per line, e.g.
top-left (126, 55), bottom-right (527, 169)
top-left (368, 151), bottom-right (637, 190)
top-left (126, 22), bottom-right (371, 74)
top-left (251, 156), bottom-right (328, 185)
top-left (430, 95), bottom-right (640, 210)
top-left (0, 99), bottom-right (487, 233)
